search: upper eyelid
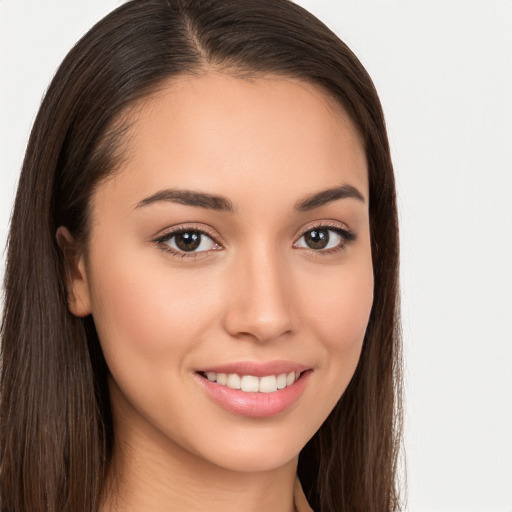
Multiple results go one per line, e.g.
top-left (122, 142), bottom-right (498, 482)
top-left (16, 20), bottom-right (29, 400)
top-left (153, 223), bottom-right (223, 245)
top-left (293, 220), bottom-right (351, 240)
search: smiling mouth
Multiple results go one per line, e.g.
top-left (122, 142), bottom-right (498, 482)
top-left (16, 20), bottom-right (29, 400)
top-left (195, 367), bottom-right (311, 417)
top-left (198, 371), bottom-right (302, 393)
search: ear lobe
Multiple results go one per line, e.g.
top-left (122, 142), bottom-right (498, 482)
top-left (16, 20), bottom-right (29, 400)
top-left (56, 226), bottom-right (92, 317)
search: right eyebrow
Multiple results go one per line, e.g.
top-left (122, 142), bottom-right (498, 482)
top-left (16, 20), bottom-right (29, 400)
top-left (134, 188), bottom-right (236, 213)
top-left (294, 184), bottom-right (365, 211)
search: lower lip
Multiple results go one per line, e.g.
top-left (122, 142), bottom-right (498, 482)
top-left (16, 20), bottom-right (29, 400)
top-left (194, 371), bottom-right (311, 418)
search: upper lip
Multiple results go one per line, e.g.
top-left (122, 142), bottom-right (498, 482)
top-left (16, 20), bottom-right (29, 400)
top-left (197, 360), bottom-right (310, 377)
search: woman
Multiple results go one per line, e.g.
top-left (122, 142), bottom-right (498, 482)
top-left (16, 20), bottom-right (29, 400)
top-left (0, 1), bottom-right (402, 511)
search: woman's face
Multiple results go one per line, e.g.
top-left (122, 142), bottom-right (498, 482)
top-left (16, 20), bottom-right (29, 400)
top-left (69, 73), bottom-right (373, 473)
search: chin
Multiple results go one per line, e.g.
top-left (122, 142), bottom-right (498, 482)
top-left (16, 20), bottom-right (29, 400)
top-left (185, 422), bottom-right (312, 474)
top-left (208, 446), bottom-right (300, 474)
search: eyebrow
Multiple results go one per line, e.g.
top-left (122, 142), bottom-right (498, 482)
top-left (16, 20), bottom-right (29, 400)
top-left (134, 183), bottom-right (365, 213)
top-left (135, 189), bottom-right (235, 212)
top-left (295, 184), bottom-right (365, 211)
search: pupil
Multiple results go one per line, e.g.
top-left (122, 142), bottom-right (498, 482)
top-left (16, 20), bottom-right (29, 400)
top-left (305, 229), bottom-right (329, 249)
top-left (176, 231), bottom-right (201, 251)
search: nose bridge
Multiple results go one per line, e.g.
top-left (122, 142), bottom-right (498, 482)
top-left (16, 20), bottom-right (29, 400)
top-left (222, 240), bottom-right (293, 343)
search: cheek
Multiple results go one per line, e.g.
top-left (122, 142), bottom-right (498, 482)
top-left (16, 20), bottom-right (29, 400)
top-left (306, 259), bottom-right (373, 348)
top-left (86, 243), bottom-right (222, 374)
top-left (300, 254), bottom-right (374, 395)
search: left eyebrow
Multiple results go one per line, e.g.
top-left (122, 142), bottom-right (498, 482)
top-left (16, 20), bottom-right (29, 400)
top-left (134, 188), bottom-right (236, 212)
top-left (295, 184), bottom-right (365, 211)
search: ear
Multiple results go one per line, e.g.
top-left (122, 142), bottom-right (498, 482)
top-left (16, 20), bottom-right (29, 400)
top-left (56, 226), bottom-right (92, 317)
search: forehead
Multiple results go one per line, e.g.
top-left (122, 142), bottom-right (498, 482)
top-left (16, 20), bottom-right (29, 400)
top-left (95, 72), bottom-right (368, 214)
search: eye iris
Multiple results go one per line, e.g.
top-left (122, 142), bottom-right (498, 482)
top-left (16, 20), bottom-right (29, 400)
top-left (175, 231), bottom-right (201, 251)
top-left (305, 229), bottom-right (329, 249)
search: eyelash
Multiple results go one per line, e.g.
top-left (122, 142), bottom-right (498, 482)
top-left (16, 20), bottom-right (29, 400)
top-left (153, 222), bottom-right (356, 260)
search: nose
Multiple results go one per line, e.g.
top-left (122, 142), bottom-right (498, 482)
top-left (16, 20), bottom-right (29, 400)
top-left (221, 244), bottom-right (294, 344)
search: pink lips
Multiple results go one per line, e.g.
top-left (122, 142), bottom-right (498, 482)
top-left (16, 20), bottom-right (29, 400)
top-left (194, 360), bottom-right (311, 418)
top-left (198, 360), bottom-right (310, 377)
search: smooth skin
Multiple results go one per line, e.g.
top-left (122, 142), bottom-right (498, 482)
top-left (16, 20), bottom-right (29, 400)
top-left (58, 73), bottom-right (373, 512)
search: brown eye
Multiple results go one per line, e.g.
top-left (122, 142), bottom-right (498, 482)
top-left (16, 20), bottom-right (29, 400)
top-left (304, 229), bottom-right (330, 249)
top-left (175, 231), bottom-right (201, 251)
top-left (294, 226), bottom-right (355, 252)
top-left (162, 230), bottom-right (219, 253)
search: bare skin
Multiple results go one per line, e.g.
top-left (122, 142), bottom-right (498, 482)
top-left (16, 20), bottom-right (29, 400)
top-left (58, 72), bottom-right (373, 512)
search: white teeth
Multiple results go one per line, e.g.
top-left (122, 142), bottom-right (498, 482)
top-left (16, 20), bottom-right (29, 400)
top-left (203, 371), bottom-right (302, 392)
top-left (276, 373), bottom-right (287, 389)
top-left (259, 375), bottom-right (277, 393)
top-left (226, 373), bottom-right (241, 390)
top-left (241, 375), bottom-right (259, 392)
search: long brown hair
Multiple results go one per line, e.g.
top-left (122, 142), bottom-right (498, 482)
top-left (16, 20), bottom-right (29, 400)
top-left (0, 1), bottom-right (402, 511)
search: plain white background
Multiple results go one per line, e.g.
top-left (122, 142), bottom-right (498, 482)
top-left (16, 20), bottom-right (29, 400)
top-left (1, 2), bottom-right (511, 511)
